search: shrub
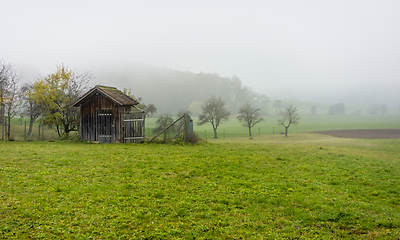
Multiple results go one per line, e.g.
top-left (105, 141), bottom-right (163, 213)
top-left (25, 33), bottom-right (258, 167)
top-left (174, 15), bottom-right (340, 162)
top-left (186, 131), bottom-right (199, 144)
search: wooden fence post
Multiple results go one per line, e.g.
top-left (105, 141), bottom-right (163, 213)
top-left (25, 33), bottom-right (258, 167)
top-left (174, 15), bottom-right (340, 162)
top-left (41, 119), bottom-right (44, 140)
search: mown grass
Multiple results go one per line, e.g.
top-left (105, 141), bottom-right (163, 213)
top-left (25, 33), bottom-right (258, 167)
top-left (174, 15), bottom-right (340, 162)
top-left (146, 114), bottom-right (400, 139)
top-left (1, 137), bottom-right (399, 239)
top-left (5, 114), bottom-right (400, 141)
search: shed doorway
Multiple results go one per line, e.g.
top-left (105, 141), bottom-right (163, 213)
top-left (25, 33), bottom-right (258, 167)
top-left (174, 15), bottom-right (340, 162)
top-left (97, 109), bottom-right (113, 143)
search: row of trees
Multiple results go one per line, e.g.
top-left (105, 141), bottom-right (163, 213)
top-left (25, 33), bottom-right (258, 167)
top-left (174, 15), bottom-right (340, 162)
top-left (197, 97), bottom-right (300, 138)
top-left (0, 60), bottom-right (21, 139)
top-left (327, 103), bottom-right (390, 116)
top-left (2, 64), bottom-right (93, 139)
top-left (0, 60), bottom-right (161, 140)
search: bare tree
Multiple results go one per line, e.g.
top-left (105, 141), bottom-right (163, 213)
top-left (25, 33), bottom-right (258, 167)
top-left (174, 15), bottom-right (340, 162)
top-left (153, 114), bottom-right (175, 141)
top-left (4, 72), bottom-right (20, 139)
top-left (278, 104), bottom-right (300, 137)
top-left (0, 60), bottom-right (12, 140)
top-left (237, 103), bottom-right (264, 137)
top-left (0, 60), bottom-right (21, 140)
top-left (146, 104), bottom-right (157, 117)
top-left (198, 97), bottom-right (230, 138)
top-left (310, 105), bottom-right (317, 115)
top-left (20, 83), bottom-right (41, 136)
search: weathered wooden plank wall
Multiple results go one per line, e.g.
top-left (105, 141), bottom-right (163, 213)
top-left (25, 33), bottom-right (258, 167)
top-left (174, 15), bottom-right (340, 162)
top-left (79, 94), bottom-right (121, 143)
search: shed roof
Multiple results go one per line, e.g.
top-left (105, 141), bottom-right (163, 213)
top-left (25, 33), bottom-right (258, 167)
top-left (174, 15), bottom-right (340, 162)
top-left (72, 85), bottom-right (139, 107)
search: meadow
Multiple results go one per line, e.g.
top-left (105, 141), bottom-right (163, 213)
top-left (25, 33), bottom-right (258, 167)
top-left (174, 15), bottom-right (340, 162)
top-left (1, 134), bottom-right (400, 239)
top-left (5, 114), bottom-right (400, 141)
top-left (146, 114), bottom-right (400, 139)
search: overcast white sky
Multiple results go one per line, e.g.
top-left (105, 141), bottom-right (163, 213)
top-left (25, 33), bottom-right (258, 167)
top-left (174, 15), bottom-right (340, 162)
top-left (2, 0), bottom-right (400, 104)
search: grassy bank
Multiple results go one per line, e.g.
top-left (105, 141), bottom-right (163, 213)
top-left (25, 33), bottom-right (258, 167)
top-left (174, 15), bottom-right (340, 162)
top-left (1, 136), bottom-right (399, 239)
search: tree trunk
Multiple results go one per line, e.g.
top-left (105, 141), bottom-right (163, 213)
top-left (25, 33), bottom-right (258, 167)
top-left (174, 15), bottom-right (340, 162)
top-left (28, 117), bottom-right (34, 136)
top-left (213, 128), bottom-right (218, 138)
top-left (285, 127), bottom-right (288, 137)
top-left (7, 116), bottom-right (10, 139)
top-left (249, 126), bottom-right (252, 137)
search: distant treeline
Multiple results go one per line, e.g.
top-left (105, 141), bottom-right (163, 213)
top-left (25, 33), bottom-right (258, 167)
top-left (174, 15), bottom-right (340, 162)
top-left (97, 65), bottom-right (269, 116)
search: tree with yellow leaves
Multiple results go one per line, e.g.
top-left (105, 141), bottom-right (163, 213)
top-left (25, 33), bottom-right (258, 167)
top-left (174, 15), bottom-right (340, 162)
top-left (31, 65), bottom-right (92, 137)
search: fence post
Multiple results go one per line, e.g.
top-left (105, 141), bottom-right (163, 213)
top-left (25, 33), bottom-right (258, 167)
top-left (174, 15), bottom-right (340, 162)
top-left (273, 127), bottom-right (274, 135)
top-left (24, 121), bottom-right (26, 141)
top-left (223, 129), bottom-right (225, 138)
top-left (205, 130), bottom-right (206, 139)
top-left (259, 127), bottom-right (260, 136)
top-left (41, 119), bottom-right (44, 140)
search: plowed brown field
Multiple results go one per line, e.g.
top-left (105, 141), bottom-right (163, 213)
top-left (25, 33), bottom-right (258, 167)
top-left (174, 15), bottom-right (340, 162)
top-left (312, 129), bottom-right (400, 139)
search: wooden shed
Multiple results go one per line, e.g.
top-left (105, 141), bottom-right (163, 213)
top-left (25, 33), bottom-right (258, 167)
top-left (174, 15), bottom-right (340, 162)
top-left (72, 85), bottom-right (145, 143)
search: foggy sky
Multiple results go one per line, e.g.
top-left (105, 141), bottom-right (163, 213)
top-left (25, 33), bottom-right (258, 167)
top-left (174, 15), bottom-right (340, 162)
top-left (2, 0), bottom-right (400, 104)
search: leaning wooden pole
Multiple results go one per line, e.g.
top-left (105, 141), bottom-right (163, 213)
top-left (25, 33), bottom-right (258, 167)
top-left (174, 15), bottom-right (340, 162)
top-left (149, 115), bottom-right (184, 142)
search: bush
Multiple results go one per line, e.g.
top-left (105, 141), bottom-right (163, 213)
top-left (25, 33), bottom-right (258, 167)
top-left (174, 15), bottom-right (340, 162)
top-left (186, 131), bottom-right (199, 144)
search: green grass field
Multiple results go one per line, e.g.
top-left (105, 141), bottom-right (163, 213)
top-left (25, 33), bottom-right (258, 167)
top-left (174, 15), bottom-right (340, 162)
top-left (145, 114), bottom-right (400, 139)
top-left (1, 135), bottom-right (400, 239)
top-left (4, 114), bottom-right (400, 141)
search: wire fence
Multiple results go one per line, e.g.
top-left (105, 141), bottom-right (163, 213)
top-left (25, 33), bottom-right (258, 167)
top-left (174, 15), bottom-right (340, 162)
top-left (1, 118), bottom-right (59, 141)
top-left (199, 127), bottom-right (283, 139)
top-left (4, 117), bottom-right (281, 142)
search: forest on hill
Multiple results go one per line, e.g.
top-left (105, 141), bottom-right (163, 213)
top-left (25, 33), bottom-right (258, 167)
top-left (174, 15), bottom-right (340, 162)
top-left (95, 64), bottom-right (270, 116)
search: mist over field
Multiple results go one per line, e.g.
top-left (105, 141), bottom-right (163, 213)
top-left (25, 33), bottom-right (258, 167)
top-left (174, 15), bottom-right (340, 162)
top-left (2, 0), bottom-right (400, 108)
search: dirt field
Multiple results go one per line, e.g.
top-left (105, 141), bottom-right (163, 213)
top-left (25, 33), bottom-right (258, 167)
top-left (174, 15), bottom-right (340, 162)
top-left (311, 129), bottom-right (400, 139)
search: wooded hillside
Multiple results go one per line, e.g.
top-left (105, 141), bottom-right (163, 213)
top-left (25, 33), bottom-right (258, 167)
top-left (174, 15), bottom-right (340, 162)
top-left (96, 64), bottom-right (269, 116)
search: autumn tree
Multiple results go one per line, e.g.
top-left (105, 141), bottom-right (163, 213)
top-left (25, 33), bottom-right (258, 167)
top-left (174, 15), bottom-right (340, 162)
top-left (237, 103), bottom-right (264, 137)
top-left (278, 104), bottom-right (300, 137)
top-left (198, 97), bottom-right (230, 138)
top-left (31, 65), bottom-right (91, 137)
